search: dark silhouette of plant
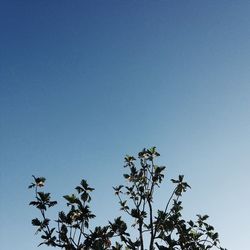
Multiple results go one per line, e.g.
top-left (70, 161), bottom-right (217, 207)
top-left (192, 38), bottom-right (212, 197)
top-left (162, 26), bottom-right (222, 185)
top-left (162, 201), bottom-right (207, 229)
top-left (29, 147), bottom-right (226, 250)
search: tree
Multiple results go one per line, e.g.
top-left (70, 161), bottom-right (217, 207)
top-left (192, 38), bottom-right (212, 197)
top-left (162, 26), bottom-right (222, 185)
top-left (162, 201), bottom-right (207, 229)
top-left (29, 147), bottom-right (226, 250)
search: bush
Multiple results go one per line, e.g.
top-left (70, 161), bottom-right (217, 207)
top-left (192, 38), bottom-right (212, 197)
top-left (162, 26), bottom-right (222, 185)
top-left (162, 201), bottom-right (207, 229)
top-left (29, 147), bottom-right (226, 250)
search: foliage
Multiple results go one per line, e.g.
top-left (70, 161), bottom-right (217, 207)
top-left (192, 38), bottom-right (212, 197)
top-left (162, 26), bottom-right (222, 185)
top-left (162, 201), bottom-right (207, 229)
top-left (29, 147), bottom-right (226, 250)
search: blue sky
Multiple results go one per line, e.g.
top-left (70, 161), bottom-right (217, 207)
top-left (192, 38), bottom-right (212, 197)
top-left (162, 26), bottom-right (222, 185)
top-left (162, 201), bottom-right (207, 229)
top-left (1, 0), bottom-right (250, 249)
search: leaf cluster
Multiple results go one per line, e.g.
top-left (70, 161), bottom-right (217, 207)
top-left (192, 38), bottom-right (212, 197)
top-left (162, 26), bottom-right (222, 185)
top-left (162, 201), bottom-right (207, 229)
top-left (29, 147), bottom-right (226, 250)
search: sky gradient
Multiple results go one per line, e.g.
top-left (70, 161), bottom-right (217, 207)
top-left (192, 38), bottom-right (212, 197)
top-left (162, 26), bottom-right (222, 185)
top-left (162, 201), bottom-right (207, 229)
top-left (1, 1), bottom-right (250, 249)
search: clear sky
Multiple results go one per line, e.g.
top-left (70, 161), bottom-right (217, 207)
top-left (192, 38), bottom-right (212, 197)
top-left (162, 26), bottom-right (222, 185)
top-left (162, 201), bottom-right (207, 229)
top-left (1, 0), bottom-right (250, 249)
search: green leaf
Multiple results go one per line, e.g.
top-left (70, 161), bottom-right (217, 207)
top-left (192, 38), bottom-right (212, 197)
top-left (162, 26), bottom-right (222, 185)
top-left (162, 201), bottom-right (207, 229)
top-left (63, 194), bottom-right (78, 204)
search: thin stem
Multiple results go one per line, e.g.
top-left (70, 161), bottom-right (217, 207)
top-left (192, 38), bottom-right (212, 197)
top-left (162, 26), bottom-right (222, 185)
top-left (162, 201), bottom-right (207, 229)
top-left (139, 218), bottom-right (144, 250)
top-left (148, 198), bottom-right (154, 250)
top-left (77, 221), bottom-right (84, 246)
top-left (164, 187), bottom-right (177, 214)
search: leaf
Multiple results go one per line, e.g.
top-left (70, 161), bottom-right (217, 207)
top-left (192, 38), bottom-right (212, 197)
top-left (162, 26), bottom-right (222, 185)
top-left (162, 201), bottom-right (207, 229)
top-left (81, 192), bottom-right (89, 202)
top-left (178, 175), bottom-right (184, 182)
top-left (58, 211), bottom-right (67, 222)
top-left (63, 194), bottom-right (77, 204)
top-left (75, 186), bottom-right (84, 193)
top-left (38, 192), bottom-right (50, 202)
top-left (32, 218), bottom-right (41, 226)
top-left (28, 183), bottom-right (35, 189)
top-left (29, 201), bottom-right (39, 206)
top-left (123, 174), bottom-right (130, 179)
top-left (48, 201), bottom-right (57, 207)
top-left (81, 179), bottom-right (88, 189)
